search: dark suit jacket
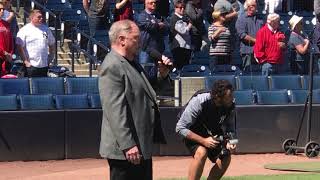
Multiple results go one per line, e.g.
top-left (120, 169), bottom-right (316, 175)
top-left (99, 50), bottom-right (161, 160)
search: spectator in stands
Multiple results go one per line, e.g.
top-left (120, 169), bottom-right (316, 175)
top-left (156, 0), bottom-right (170, 18)
top-left (0, 2), bottom-right (13, 77)
top-left (288, 15), bottom-right (310, 75)
top-left (16, 9), bottom-right (55, 77)
top-left (315, 0), bottom-right (320, 17)
top-left (99, 20), bottom-right (166, 180)
top-left (235, 0), bottom-right (263, 71)
top-left (208, 9), bottom-right (232, 70)
top-left (169, 0), bottom-right (193, 70)
top-left (83, 0), bottom-right (109, 62)
top-left (206, 0), bottom-right (218, 24)
top-left (313, 14), bottom-right (320, 74)
top-left (214, 0), bottom-right (240, 67)
top-left (136, 0), bottom-right (169, 88)
top-left (113, 0), bottom-right (134, 21)
top-left (254, 13), bottom-right (286, 76)
top-left (176, 79), bottom-right (237, 180)
top-left (2, 0), bottom-right (18, 40)
top-left (185, 0), bottom-right (207, 52)
top-left (264, 0), bottom-right (283, 14)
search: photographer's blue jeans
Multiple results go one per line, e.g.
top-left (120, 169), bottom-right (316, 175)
top-left (139, 51), bottom-right (157, 87)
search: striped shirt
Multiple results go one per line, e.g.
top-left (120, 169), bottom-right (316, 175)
top-left (208, 25), bottom-right (231, 56)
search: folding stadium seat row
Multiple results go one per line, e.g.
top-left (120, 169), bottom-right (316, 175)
top-left (0, 94), bottom-right (101, 111)
top-left (0, 77), bottom-right (99, 95)
top-left (233, 89), bottom-right (320, 105)
top-left (204, 75), bottom-right (320, 91)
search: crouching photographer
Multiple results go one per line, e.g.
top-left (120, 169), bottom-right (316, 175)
top-left (176, 80), bottom-right (238, 180)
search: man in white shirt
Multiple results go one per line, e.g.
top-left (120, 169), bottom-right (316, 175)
top-left (16, 9), bottom-right (55, 77)
top-left (264, 0), bottom-right (283, 14)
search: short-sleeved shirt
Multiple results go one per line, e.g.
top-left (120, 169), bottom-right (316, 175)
top-left (16, 23), bottom-right (55, 68)
top-left (288, 32), bottom-right (309, 62)
top-left (208, 25), bottom-right (231, 56)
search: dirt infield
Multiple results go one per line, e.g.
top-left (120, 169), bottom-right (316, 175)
top-left (0, 153), bottom-right (319, 180)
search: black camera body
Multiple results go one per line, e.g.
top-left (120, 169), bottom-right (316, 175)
top-left (215, 132), bottom-right (238, 159)
top-left (181, 15), bottom-right (191, 24)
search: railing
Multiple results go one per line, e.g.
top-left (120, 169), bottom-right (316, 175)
top-left (70, 27), bottom-right (110, 77)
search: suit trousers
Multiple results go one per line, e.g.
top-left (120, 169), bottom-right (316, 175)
top-left (108, 158), bottom-right (153, 180)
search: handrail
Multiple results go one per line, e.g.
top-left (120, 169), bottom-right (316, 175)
top-left (70, 27), bottom-right (110, 77)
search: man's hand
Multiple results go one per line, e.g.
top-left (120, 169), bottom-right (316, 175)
top-left (226, 143), bottom-right (237, 153)
top-left (278, 42), bottom-right (286, 49)
top-left (24, 60), bottom-right (31, 68)
top-left (158, 55), bottom-right (173, 79)
top-left (4, 52), bottom-right (12, 62)
top-left (202, 136), bottom-right (220, 149)
top-left (125, 145), bottom-right (142, 165)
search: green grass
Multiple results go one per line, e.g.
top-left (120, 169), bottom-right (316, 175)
top-left (264, 162), bottom-right (320, 172)
top-left (158, 173), bottom-right (320, 180)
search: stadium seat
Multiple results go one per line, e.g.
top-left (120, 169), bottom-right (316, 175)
top-left (180, 64), bottom-right (210, 77)
top-left (242, 64), bottom-right (262, 75)
top-left (237, 75), bottom-right (269, 91)
top-left (30, 77), bottom-right (65, 95)
top-left (65, 77), bottom-right (99, 94)
top-left (55, 94), bottom-right (90, 109)
top-left (234, 90), bottom-right (255, 105)
top-left (89, 94), bottom-right (101, 108)
top-left (211, 64), bottom-right (241, 75)
top-left (302, 76), bottom-right (320, 90)
top-left (270, 75), bottom-right (303, 90)
top-left (289, 90), bottom-right (308, 104)
top-left (0, 78), bottom-right (30, 95)
top-left (19, 95), bottom-right (55, 110)
top-left (205, 75), bottom-right (236, 90)
top-left (312, 89), bottom-right (320, 104)
top-left (256, 90), bottom-right (290, 105)
top-left (0, 95), bottom-right (18, 110)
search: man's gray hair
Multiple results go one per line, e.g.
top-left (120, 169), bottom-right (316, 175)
top-left (267, 13), bottom-right (280, 24)
top-left (108, 20), bottom-right (135, 44)
top-left (243, 0), bottom-right (256, 11)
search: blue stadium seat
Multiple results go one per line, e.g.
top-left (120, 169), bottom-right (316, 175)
top-left (211, 65), bottom-right (241, 75)
top-left (55, 94), bottom-right (89, 109)
top-left (0, 78), bottom-right (30, 95)
top-left (0, 95), bottom-right (18, 110)
top-left (205, 75), bottom-right (236, 90)
top-left (256, 90), bottom-right (290, 105)
top-left (242, 64), bottom-right (262, 75)
top-left (31, 77), bottom-right (65, 95)
top-left (234, 90), bottom-right (255, 105)
top-left (180, 64), bottom-right (210, 77)
top-left (65, 77), bottom-right (99, 94)
top-left (270, 75), bottom-right (303, 90)
top-left (237, 76), bottom-right (269, 91)
top-left (312, 89), bottom-right (320, 104)
top-left (20, 95), bottom-right (55, 110)
top-left (89, 94), bottom-right (101, 108)
top-left (289, 90), bottom-right (308, 104)
top-left (302, 76), bottom-right (320, 90)
top-left (191, 51), bottom-right (210, 66)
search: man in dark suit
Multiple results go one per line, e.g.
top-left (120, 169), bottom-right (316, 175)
top-left (99, 20), bottom-right (167, 180)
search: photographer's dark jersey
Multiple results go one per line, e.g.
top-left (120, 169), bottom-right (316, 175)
top-left (176, 92), bottom-right (235, 139)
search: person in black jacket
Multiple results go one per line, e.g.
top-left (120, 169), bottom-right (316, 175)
top-left (169, 0), bottom-right (193, 70)
top-left (136, 0), bottom-right (169, 88)
top-left (185, 0), bottom-right (207, 52)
